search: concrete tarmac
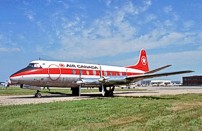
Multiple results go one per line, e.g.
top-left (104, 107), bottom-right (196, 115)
top-left (114, 86), bottom-right (202, 97)
top-left (1, 86), bottom-right (202, 106)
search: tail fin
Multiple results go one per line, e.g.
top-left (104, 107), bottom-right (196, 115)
top-left (126, 49), bottom-right (149, 72)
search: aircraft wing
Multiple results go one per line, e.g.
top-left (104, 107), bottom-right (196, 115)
top-left (126, 70), bottom-right (194, 82)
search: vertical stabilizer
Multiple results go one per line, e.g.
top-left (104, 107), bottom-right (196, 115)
top-left (125, 49), bottom-right (149, 72)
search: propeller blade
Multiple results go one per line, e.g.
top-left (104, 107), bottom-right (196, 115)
top-left (101, 83), bottom-right (105, 96)
top-left (100, 65), bottom-right (105, 96)
top-left (79, 85), bottom-right (81, 96)
top-left (99, 65), bottom-right (102, 78)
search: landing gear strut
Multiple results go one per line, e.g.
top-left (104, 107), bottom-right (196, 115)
top-left (101, 86), bottom-right (115, 97)
top-left (34, 90), bottom-right (42, 98)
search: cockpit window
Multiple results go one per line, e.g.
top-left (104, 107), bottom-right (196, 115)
top-left (27, 63), bottom-right (42, 68)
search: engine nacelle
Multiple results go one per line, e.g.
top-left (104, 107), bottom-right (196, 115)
top-left (106, 76), bottom-right (127, 85)
top-left (76, 78), bottom-right (100, 87)
top-left (77, 77), bottom-right (127, 87)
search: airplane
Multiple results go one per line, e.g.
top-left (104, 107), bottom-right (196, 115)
top-left (0, 82), bottom-right (5, 86)
top-left (9, 49), bottom-right (193, 97)
top-left (0, 81), bottom-right (9, 87)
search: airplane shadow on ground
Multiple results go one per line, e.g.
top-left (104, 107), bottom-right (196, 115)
top-left (10, 91), bottom-right (178, 100)
top-left (114, 91), bottom-right (158, 94)
top-left (10, 92), bottom-right (103, 99)
top-left (114, 91), bottom-right (179, 100)
top-left (114, 95), bottom-right (179, 100)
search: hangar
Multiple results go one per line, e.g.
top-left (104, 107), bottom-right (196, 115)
top-left (183, 76), bottom-right (202, 86)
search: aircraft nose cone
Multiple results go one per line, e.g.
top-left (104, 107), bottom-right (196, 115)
top-left (9, 76), bottom-right (17, 84)
top-left (7, 79), bottom-right (11, 84)
top-left (9, 73), bottom-right (20, 84)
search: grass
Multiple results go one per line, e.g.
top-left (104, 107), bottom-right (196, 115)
top-left (0, 86), bottom-right (145, 96)
top-left (0, 94), bottom-right (202, 130)
top-left (0, 86), bottom-right (37, 95)
top-left (0, 86), bottom-right (96, 96)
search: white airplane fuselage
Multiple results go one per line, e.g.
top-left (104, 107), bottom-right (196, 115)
top-left (10, 60), bottom-right (145, 88)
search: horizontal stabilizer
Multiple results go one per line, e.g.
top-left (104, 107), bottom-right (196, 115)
top-left (145, 65), bottom-right (172, 74)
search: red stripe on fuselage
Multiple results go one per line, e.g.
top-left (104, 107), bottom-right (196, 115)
top-left (11, 68), bottom-right (142, 77)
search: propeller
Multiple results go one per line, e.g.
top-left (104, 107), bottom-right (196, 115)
top-left (78, 70), bottom-right (82, 96)
top-left (99, 65), bottom-right (105, 96)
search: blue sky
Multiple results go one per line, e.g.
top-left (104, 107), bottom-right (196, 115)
top-left (0, 0), bottom-right (202, 81)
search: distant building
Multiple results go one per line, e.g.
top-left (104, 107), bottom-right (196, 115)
top-left (183, 76), bottom-right (202, 86)
top-left (171, 81), bottom-right (182, 86)
top-left (151, 80), bottom-right (172, 87)
top-left (141, 80), bottom-right (151, 86)
top-left (140, 80), bottom-right (181, 87)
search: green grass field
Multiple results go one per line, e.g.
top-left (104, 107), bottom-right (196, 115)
top-left (0, 94), bottom-right (202, 130)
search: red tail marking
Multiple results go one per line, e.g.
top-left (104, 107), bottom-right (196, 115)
top-left (126, 49), bottom-right (149, 72)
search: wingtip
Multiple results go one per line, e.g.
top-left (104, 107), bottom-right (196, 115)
top-left (165, 64), bottom-right (172, 68)
top-left (187, 70), bottom-right (194, 73)
top-left (182, 70), bottom-right (194, 74)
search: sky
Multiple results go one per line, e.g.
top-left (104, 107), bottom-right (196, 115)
top-left (0, 0), bottom-right (202, 81)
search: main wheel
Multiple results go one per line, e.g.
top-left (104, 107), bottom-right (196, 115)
top-left (103, 86), bottom-right (115, 97)
top-left (71, 88), bottom-right (80, 96)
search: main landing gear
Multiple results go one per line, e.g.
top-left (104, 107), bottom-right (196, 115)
top-left (71, 86), bottom-right (115, 97)
top-left (100, 86), bottom-right (115, 97)
top-left (33, 86), bottom-right (114, 98)
top-left (71, 88), bottom-right (80, 96)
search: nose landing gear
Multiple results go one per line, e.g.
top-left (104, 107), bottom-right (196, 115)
top-left (35, 90), bottom-right (42, 98)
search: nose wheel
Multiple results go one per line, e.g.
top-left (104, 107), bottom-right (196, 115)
top-left (35, 90), bottom-right (42, 98)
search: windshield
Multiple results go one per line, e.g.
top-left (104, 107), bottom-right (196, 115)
top-left (10, 63), bottom-right (42, 77)
top-left (27, 63), bottom-right (42, 68)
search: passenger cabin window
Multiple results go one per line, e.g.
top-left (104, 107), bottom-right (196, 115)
top-left (104, 71), bottom-right (107, 76)
top-left (110, 72), bottom-right (112, 76)
top-left (120, 72), bottom-right (122, 76)
top-left (93, 70), bottom-right (96, 75)
top-left (86, 70), bottom-right (90, 75)
top-left (116, 72), bottom-right (118, 76)
top-left (72, 70), bottom-right (76, 75)
top-left (80, 70), bottom-right (83, 75)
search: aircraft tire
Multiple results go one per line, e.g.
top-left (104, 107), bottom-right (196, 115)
top-left (104, 91), bottom-right (113, 97)
top-left (103, 86), bottom-right (114, 97)
top-left (35, 93), bottom-right (42, 98)
top-left (99, 87), bottom-right (102, 92)
top-left (71, 88), bottom-right (80, 96)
